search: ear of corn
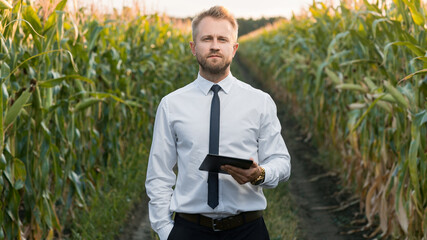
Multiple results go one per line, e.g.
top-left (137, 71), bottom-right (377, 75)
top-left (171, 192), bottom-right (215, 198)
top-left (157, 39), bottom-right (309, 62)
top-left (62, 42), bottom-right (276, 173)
top-left (239, 0), bottom-right (426, 238)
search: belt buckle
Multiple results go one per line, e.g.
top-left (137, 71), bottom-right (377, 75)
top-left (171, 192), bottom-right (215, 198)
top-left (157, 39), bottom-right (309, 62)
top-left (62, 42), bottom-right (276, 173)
top-left (211, 219), bottom-right (222, 232)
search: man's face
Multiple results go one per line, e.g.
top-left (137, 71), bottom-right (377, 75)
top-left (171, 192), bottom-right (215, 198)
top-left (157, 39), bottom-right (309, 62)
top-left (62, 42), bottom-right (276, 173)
top-left (190, 17), bottom-right (239, 77)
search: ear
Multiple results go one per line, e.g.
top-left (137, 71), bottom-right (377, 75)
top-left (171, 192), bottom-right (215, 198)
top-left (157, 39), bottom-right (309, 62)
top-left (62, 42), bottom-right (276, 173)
top-left (190, 41), bottom-right (196, 56)
top-left (232, 42), bottom-right (239, 57)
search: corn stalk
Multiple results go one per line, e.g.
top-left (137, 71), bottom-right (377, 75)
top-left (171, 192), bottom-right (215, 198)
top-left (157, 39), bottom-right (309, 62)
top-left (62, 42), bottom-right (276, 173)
top-left (0, 0), bottom-right (196, 239)
top-left (239, 0), bottom-right (426, 238)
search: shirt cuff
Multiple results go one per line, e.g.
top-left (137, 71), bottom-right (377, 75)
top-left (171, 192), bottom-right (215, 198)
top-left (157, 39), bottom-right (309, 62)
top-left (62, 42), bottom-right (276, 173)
top-left (260, 165), bottom-right (273, 187)
top-left (157, 222), bottom-right (174, 240)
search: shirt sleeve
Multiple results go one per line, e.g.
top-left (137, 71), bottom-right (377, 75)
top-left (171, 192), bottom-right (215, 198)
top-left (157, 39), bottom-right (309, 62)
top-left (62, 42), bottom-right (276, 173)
top-left (145, 98), bottom-right (177, 240)
top-left (258, 94), bottom-right (291, 188)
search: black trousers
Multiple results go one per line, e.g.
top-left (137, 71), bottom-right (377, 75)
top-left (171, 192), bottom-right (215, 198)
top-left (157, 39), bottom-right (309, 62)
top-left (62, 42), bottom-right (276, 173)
top-left (167, 214), bottom-right (270, 240)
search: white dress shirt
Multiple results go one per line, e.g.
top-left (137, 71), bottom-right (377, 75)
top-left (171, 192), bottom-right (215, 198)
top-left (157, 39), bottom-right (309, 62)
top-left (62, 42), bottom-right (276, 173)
top-left (145, 73), bottom-right (291, 240)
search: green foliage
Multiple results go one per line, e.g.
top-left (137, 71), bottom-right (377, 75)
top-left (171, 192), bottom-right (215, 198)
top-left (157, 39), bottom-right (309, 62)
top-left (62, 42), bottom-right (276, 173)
top-left (239, 0), bottom-right (426, 239)
top-left (0, 0), bottom-right (197, 239)
top-left (263, 183), bottom-right (299, 240)
top-left (70, 143), bottom-right (149, 240)
top-left (237, 17), bottom-right (284, 37)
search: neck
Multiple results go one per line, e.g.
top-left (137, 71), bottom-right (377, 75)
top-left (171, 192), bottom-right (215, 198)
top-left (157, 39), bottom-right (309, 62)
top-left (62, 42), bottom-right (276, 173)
top-left (199, 68), bottom-right (230, 83)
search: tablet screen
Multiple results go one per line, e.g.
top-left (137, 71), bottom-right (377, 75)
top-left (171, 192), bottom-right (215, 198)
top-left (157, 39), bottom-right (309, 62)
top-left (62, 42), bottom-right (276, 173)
top-left (199, 154), bottom-right (253, 174)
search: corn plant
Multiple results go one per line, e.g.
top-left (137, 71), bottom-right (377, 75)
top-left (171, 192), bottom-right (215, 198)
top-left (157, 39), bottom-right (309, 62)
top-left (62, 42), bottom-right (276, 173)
top-left (1, 0), bottom-right (196, 239)
top-left (239, 0), bottom-right (426, 238)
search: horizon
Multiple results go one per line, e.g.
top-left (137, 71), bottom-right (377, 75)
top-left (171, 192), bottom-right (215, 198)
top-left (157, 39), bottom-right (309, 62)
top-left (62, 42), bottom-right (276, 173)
top-left (69, 0), bottom-right (340, 19)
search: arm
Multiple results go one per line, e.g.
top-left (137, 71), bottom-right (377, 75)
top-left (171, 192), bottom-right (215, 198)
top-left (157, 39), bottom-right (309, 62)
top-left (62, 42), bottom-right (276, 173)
top-left (257, 94), bottom-right (291, 188)
top-left (145, 98), bottom-right (177, 240)
top-left (221, 94), bottom-right (291, 187)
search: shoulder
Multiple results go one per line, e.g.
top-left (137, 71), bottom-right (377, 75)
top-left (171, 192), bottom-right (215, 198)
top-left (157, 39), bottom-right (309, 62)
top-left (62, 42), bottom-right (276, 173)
top-left (233, 78), bottom-right (273, 101)
top-left (161, 80), bottom-right (198, 102)
top-left (232, 78), bottom-right (278, 116)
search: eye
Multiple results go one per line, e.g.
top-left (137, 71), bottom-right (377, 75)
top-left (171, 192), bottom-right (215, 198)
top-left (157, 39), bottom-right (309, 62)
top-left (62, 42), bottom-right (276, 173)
top-left (202, 36), bottom-right (212, 41)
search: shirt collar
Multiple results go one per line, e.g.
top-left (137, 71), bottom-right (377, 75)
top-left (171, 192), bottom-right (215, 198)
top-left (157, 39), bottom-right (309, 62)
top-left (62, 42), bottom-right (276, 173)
top-left (196, 72), bottom-right (234, 96)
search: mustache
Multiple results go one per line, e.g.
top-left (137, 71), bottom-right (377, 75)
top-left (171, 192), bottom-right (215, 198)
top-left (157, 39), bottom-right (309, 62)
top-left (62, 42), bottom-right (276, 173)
top-left (208, 51), bottom-right (223, 58)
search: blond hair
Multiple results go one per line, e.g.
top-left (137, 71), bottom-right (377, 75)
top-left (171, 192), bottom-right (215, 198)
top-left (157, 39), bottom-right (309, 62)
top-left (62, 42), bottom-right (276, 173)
top-left (191, 6), bottom-right (238, 41)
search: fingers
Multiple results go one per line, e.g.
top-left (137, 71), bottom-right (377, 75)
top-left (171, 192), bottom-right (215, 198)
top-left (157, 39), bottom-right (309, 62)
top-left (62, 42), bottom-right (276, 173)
top-left (221, 164), bottom-right (260, 185)
top-left (222, 166), bottom-right (248, 184)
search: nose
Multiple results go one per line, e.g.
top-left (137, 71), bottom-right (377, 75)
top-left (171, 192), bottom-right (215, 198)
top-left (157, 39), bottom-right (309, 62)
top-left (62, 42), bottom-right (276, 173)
top-left (210, 39), bottom-right (220, 51)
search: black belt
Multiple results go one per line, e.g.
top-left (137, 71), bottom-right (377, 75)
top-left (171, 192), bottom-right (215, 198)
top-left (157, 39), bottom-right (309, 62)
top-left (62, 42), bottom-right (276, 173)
top-left (176, 211), bottom-right (263, 231)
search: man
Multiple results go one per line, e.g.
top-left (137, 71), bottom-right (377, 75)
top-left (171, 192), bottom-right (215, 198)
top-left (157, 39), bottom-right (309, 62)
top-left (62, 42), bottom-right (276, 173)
top-left (145, 6), bottom-right (291, 240)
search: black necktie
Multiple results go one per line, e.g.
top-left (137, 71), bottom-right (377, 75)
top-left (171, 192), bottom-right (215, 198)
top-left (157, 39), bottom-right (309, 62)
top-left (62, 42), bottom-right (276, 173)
top-left (208, 84), bottom-right (221, 209)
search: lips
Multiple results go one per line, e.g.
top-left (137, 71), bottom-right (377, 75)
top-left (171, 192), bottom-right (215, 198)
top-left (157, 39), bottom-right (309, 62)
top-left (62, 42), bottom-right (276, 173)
top-left (208, 54), bottom-right (222, 58)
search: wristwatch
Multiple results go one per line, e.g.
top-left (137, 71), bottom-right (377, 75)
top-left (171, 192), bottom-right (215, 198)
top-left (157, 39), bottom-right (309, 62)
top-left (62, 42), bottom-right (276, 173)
top-left (251, 166), bottom-right (265, 185)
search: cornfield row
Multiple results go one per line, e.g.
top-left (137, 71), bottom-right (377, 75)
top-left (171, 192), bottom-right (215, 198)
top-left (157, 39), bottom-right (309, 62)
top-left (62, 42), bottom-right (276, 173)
top-left (0, 0), bottom-right (196, 239)
top-left (239, 0), bottom-right (426, 238)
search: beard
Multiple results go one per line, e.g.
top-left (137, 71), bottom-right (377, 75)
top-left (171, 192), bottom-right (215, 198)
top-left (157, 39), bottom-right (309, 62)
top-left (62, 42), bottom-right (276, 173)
top-left (196, 52), bottom-right (231, 75)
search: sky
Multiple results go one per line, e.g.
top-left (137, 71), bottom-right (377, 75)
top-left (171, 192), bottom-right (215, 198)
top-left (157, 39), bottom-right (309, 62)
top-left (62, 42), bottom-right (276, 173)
top-left (74, 0), bottom-right (339, 19)
top-left (140, 0), bottom-right (324, 19)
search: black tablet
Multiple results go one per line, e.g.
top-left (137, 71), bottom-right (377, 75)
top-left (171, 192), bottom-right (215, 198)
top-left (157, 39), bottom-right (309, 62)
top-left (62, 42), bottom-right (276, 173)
top-left (199, 154), bottom-right (253, 174)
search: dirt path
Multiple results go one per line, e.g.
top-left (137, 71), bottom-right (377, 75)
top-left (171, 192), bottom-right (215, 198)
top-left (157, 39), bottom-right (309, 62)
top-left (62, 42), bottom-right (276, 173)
top-left (117, 56), bottom-right (374, 240)
top-left (116, 194), bottom-right (153, 240)
top-left (279, 113), bottom-right (367, 240)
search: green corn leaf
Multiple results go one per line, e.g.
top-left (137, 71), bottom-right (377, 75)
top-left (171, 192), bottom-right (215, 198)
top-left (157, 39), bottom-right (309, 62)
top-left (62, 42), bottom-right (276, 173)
top-left (73, 98), bottom-right (103, 112)
top-left (327, 31), bottom-right (349, 55)
top-left (339, 59), bottom-right (377, 67)
top-left (124, 100), bottom-right (143, 108)
top-left (380, 93), bottom-right (398, 103)
top-left (372, 18), bottom-right (393, 39)
top-left (364, 77), bottom-right (378, 91)
top-left (88, 24), bottom-right (104, 51)
top-left (0, 212), bottom-right (3, 238)
top-left (376, 101), bottom-right (393, 113)
top-left (69, 13), bottom-right (79, 45)
top-left (400, 84), bottom-right (415, 107)
top-left (272, 64), bottom-right (288, 80)
top-left (0, 83), bottom-right (3, 154)
top-left (4, 19), bottom-right (45, 39)
top-left (314, 61), bottom-right (329, 93)
top-left (4, 87), bottom-right (33, 128)
top-left (12, 158), bottom-right (26, 190)
top-left (325, 68), bottom-right (342, 85)
top-left (54, 0), bottom-right (67, 11)
top-left (56, 11), bottom-right (65, 40)
top-left (414, 110), bottom-right (427, 127)
top-left (87, 92), bottom-right (125, 103)
top-left (75, 92), bottom-right (142, 107)
top-left (0, 154), bottom-right (5, 170)
top-left (38, 75), bottom-right (94, 88)
top-left (336, 83), bottom-right (368, 92)
top-left (68, 171), bottom-right (86, 206)
top-left (2, 49), bottom-right (78, 84)
top-left (42, 198), bottom-right (53, 228)
top-left (420, 79), bottom-right (427, 98)
top-left (399, 69), bottom-right (427, 83)
top-left (0, 0), bottom-right (12, 9)
top-left (22, 5), bottom-right (42, 36)
top-left (408, 132), bottom-right (420, 204)
top-left (383, 80), bottom-right (410, 109)
top-left (44, 12), bottom-right (57, 33)
top-left (351, 94), bottom-right (385, 131)
top-left (1, 61), bottom-right (10, 79)
top-left (410, 57), bottom-right (427, 64)
top-left (384, 42), bottom-right (425, 60)
top-left (402, 0), bottom-right (425, 26)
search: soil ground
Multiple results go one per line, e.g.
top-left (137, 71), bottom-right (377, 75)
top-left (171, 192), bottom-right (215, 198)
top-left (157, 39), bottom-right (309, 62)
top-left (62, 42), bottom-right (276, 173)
top-left (116, 194), bottom-right (152, 240)
top-left (116, 57), bottom-right (376, 240)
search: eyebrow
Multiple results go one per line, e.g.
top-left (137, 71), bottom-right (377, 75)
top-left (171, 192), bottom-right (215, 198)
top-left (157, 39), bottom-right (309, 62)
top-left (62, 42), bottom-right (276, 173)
top-left (200, 34), bottom-right (230, 40)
